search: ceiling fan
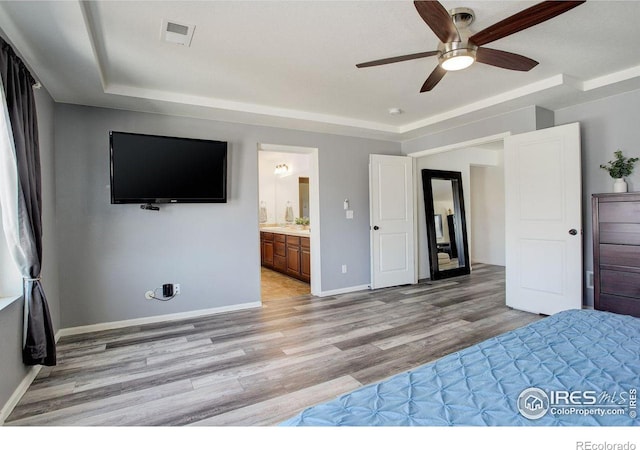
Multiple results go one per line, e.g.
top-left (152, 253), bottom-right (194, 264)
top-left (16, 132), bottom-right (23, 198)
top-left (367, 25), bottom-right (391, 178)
top-left (356, 1), bottom-right (585, 92)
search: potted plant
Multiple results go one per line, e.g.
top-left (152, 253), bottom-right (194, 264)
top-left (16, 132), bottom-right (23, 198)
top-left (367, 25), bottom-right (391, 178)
top-left (600, 150), bottom-right (639, 193)
top-left (295, 217), bottom-right (310, 230)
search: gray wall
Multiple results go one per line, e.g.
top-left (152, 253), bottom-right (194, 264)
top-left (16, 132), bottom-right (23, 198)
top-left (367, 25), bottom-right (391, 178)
top-left (470, 162), bottom-right (506, 267)
top-left (401, 106), bottom-right (548, 155)
top-left (555, 88), bottom-right (640, 307)
top-left (0, 298), bottom-right (27, 418)
top-left (0, 86), bottom-right (59, 415)
top-left (54, 104), bottom-right (400, 328)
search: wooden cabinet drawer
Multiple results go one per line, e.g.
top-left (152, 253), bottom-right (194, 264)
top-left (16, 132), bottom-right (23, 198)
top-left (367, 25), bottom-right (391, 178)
top-left (600, 269), bottom-right (640, 298)
top-left (274, 234), bottom-right (286, 243)
top-left (273, 255), bottom-right (287, 272)
top-left (600, 244), bottom-right (640, 268)
top-left (274, 241), bottom-right (286, 257)
top-left (599, 201), bottom-right (640, 224)
top-left (261, 232), bottom-right (273, 241)
top-left (286, 235), bottom-right (300, 246)
top-left (597, 293), bottom-right (640, 317)
top-left (599, 223), bottom-right (640, 246)
top-left (301, 237), bottom-right (310, 249)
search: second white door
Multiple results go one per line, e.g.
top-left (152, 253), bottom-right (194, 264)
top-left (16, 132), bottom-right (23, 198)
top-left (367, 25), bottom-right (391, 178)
top-left (370, 154), bottom-right (416, 289)
top-left (504, 122), bottom-right (582, 315)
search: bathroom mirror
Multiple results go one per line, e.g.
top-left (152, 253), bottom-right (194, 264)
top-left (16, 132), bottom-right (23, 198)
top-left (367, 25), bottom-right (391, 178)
top-left (421, 169), bottom-right (471, 280)
top-left (299, 177), bottom-right (309, 218)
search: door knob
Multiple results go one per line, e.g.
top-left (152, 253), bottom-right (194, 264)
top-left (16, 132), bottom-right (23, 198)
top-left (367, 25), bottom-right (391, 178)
top-left (569, 229), bottom-right (578, 235)
top-left (373, 226), bottom-right (379, 230)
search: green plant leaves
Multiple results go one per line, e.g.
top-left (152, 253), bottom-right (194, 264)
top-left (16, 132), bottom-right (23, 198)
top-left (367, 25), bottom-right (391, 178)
top-left (600, 150), bottom-right (639, 179)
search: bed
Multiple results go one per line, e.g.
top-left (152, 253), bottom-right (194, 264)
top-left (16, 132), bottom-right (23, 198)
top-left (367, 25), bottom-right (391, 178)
top-left (280, 309), bottom-right (639, 426)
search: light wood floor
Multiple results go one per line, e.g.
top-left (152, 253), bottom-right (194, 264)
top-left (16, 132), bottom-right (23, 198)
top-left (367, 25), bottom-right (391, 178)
top-left (5, 264), bottom-right (541, 426)
top-left (261, 267), bottom-right (310, 301)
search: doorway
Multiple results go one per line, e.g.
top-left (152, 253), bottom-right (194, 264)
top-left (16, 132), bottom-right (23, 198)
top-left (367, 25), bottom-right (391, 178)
top-left (258, 143), bottom-right (320, 301)
top-left (407, 124), bottom-right (582, 316)
top-left (411, 135), bottom-right (507, 280)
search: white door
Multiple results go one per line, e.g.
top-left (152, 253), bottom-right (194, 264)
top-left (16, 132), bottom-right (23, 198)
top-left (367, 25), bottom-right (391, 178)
top-left (504, 122), bottom-right (582, 315)
top-left (370, 154), bottom-right (416, 289)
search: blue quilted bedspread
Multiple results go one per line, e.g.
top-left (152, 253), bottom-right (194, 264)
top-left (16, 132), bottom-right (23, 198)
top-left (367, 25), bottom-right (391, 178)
top-left (280, 309), bottom-right (640, 426)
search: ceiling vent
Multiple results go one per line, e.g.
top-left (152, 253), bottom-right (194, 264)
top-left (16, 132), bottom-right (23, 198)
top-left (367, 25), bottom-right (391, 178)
top-left (161, 19), bottom-right (195, 47)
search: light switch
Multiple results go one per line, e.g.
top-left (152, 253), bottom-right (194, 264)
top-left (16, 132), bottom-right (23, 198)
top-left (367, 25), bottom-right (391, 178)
top-left (346, 210), bottom-right (354, 219)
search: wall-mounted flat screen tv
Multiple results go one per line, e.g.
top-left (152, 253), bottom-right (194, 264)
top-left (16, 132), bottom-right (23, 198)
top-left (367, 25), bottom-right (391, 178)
top-left (110, 131), bottom-right (227, 204)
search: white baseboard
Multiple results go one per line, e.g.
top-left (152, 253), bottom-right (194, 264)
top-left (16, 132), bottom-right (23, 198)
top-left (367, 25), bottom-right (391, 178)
top-left (58, 301), bottom-right (262, 337)
top-left (0, 330), bottom-right (63, 426)
top-left (319, 284), bottom-right (369, 297)
top-left (0, 365), bottom-right (40, 425)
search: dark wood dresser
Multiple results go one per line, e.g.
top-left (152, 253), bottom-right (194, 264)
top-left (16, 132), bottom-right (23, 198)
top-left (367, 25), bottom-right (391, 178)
top-left (592, 192), bottom-right (640, 317)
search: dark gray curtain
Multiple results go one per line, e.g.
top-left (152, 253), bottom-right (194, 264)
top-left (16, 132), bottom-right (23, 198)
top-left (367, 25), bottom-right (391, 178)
top-left (0, 37), bottom-right (56, 366)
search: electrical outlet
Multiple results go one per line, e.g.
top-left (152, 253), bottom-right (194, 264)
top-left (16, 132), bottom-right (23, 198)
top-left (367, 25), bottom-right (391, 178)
top-left (341, 265), bottom-right (347, 274)
top-left (145, 290), bottom-right (154, 300)
top-left (173, 283), bottom-right (181, 295)
top-left (586, 271), bottom-right (594, 289)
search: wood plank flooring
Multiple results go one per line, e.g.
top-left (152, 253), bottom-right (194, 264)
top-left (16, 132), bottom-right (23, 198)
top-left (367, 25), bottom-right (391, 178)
top-left (5, 264), bottom-right (542, 426)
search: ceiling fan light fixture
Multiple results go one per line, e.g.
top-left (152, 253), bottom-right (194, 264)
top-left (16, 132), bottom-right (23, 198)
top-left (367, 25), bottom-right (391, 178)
top-left (440, 48), bottom-right (476, 71)
top-left (355, 1), bottom-right (584, 91)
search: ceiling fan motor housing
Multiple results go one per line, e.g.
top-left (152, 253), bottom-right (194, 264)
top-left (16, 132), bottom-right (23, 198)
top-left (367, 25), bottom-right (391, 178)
top-left (450, 7), bottom-right (475, 28)
top-left (437, 8), bottom-right (477, 70)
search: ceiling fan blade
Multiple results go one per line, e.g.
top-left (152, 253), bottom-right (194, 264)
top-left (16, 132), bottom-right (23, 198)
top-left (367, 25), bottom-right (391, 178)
top-left (356, 50), bottom-right (439, 68)
top-left (469, 1), bottom-right (585, 47)
top-left (475, 47), bottom-right (538, 72)
top-left (414, 1), bottom-right (460, 43)
top-left (420, 65), bottom-right (446, 92)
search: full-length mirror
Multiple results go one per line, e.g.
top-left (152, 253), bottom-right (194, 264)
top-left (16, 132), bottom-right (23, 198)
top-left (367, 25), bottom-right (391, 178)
top-left (421, 169), bottom-right (471, 280)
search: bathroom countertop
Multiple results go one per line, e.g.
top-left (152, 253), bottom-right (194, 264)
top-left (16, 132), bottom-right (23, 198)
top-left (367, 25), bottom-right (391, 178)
top-left (259, 226), bottom-right (310, 237)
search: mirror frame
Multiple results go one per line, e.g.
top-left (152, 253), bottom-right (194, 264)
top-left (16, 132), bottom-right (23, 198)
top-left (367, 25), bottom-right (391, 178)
top-left (421, 169), bottom-right (471, 280)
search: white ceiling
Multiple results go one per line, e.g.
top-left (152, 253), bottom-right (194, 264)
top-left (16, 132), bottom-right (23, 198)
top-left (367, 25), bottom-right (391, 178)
top-left (1, 1), bottom-right (639, 141)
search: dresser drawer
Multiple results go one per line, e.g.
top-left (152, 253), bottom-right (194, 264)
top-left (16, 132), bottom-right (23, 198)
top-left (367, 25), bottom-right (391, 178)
top-left (597, 293), bottom-right (640, 318)
top-left (599, 223), bottom-right (640, 245)
top-left (600, 269), bottom-right (640, 298)
top-left (600, 244), bottom-right (640, 268)
top-left (599, 201), bottom-right (640, 224)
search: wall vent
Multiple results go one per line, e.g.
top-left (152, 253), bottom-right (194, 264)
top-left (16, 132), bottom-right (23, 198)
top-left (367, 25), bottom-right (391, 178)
top-left (161, 19), bottom-right (195, 47)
